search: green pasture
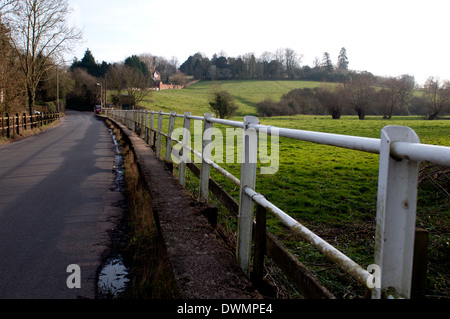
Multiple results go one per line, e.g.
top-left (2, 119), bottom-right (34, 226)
top-left (142, 80), bottom-right (326, 116)
top-left (140, 80), bottom-right (449, 298)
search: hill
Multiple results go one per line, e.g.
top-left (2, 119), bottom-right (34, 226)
top-left (140, 80), bottom-right (327, 117)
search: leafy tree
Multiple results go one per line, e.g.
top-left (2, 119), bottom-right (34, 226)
top-left (322, 52), bottom-right (334, 73)
top-left (125, 55), bottom-right (150, 79)
top-left (208, 89), bottom-right (238, 119)
top-left (337, 47), bottom-right (349, 72)
top-left (71, 49), bottom-right (110, 78)
top-left (66, 68), bottom-right (99, 111)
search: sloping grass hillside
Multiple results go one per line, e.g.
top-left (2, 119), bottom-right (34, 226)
top-left (141, 80), bottom-right (326, 116)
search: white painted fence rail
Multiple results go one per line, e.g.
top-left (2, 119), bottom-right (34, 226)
top-left (104, 109), bottom-right (450, 299)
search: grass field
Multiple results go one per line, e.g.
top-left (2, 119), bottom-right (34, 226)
top-left (142, 80), bottom-right (327, 116)
top-left (139, 80), bottom-right (449, 298)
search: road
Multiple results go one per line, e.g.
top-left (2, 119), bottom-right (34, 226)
top-left (0, 111), bottom-right (123, 299)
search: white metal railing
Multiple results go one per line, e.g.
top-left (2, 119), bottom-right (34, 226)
top-left (104, 109), bottom-right (450, 299)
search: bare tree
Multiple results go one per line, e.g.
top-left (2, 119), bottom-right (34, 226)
top-left (375, 76), bottom-right (412, 119)
top-left (7, 0), bottom-right (82, 115)
top-left (0, 0), bottom-right (19, 15)
top-left (316, 84), bottom-right (349, 119)
top-left (423, 76), bottom-right (450, 120)
top-left (107, 63), bottom-right (152, 108)
top-left (0, 17), bottom-right (25, 113)
top-left (285, 48), bottom-right (301, 79)
top-left (347, 73), bottom-right (375, 119)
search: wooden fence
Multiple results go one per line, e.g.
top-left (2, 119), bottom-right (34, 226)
top-left (104, 109), bottom-right (450, 299)
top-left (0, 112), bottom-right (61, 139)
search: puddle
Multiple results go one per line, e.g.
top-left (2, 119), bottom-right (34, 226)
top-left (97, 255), bottom-right (130, 298)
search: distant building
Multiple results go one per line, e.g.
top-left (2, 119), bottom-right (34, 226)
top-left (111, 94), bottom-right (136, 110)
top-left (153, 71), bottom-right (161, 82)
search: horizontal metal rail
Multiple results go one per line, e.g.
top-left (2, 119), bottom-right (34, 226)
top-left (243, 186), bottom-right (372, 288)
top-left (391, 141), bottom-right (450, 166)
top-left (171, 133), bottom-right (242, 188)
top-left (250, 123), bottom-right (381, 154)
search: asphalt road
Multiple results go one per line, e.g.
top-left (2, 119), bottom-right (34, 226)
top-left (0, 111), bottom-right (122, 299)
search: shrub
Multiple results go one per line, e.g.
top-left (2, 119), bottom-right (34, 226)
top-left (208, 89), bottom-right (238, 119)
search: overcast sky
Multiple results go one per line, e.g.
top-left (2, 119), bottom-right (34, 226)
top-left (67, 0), bottom-right (449, 86)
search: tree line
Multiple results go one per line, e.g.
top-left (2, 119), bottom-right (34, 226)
top-left (256, 74), bottom-right (449, 120)
top-left (180, 48), bottom-right (351, 82)
top-left (178, 49), bottom-right (449, 120)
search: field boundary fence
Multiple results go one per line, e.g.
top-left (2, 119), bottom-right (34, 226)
top-left (104, 109), bottom-right (450, 299)
top-left (0, 112), bottom-right (61, 139)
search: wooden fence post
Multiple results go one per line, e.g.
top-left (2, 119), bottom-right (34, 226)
top-left (237, 115), bottom-right (259, 277)
top-left (374, 126), bottom-right (420, 299)
top-left (252, 204), bottom-right (267, 283)
top-left (6, 114), bottom-right (10, 138)
top-left (411, 228), bottom-right (429, 299)
top-left (199, 113), bottom-right (214, 202)
top-left (15, 113), bottom-right (19, 135)
top-left (179, 112), bottom-right (191, 187)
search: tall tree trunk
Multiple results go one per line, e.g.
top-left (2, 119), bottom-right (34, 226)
top-left (332, 110), bottom-right (341, 119)
top-left (27, 89), bottom-right (35, 116)
top-left (358, 109), bottom-right (365, 120)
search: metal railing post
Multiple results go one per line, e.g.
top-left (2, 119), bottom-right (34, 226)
top-left (179, 112), bottom-right (191, 187)
top-left (156, 111), bottom-right (163, 158)
top-left (373, 125), bottom-right (420, 299)
top-left (149, 112), bottom-right (155, 147)
top-left (144, 111), bottom-right (149, 144)
top-left (136, 110), bottom-right (140, 134)
top-left (237, 115), bottom-right (259, 277)
top-left (139, 110), bottom-right (144, 137)
top-left (165, 112), bottom-right (176, 162)
top-left (199, 113), bottom-right (214, 202)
